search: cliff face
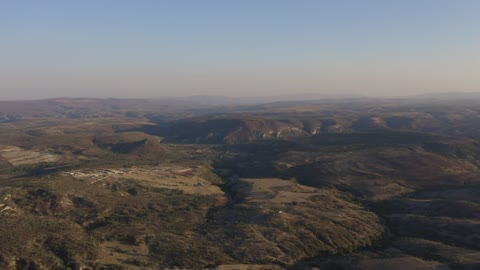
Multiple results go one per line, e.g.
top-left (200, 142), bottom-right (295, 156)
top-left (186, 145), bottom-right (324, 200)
top-left (161, 118), bottom-right (310, 144)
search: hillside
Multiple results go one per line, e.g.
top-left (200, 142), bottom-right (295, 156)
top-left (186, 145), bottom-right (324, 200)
top-left (154, 118), bottom-right (309, 144)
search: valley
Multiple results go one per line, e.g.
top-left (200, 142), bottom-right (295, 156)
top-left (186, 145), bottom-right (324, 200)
top-left (0, 98), bottom-right (479, 269)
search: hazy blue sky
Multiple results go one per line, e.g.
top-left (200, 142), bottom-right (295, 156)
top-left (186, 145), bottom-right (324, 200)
top-left (1, 0), bottom-right (479, 99)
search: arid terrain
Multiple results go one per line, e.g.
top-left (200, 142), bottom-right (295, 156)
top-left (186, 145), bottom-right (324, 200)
top-left (0, 97), bottom-right (480, 269)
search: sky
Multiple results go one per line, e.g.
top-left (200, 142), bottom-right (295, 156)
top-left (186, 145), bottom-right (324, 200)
top-left (1, 0), bottom-right (479, 100)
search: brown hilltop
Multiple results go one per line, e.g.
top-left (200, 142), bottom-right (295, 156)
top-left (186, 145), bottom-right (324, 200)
top-left (93, 132), bottom-right (169, 159)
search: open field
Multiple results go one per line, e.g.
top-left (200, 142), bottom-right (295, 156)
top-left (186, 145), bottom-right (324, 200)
top-left (62, 165), bottom-right (224, 195)
top-left (0, 145), bottom-right (61, 166)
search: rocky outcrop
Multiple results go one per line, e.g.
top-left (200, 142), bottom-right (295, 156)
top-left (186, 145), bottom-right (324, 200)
top-left (161, 118), bottom-right (310, 144)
